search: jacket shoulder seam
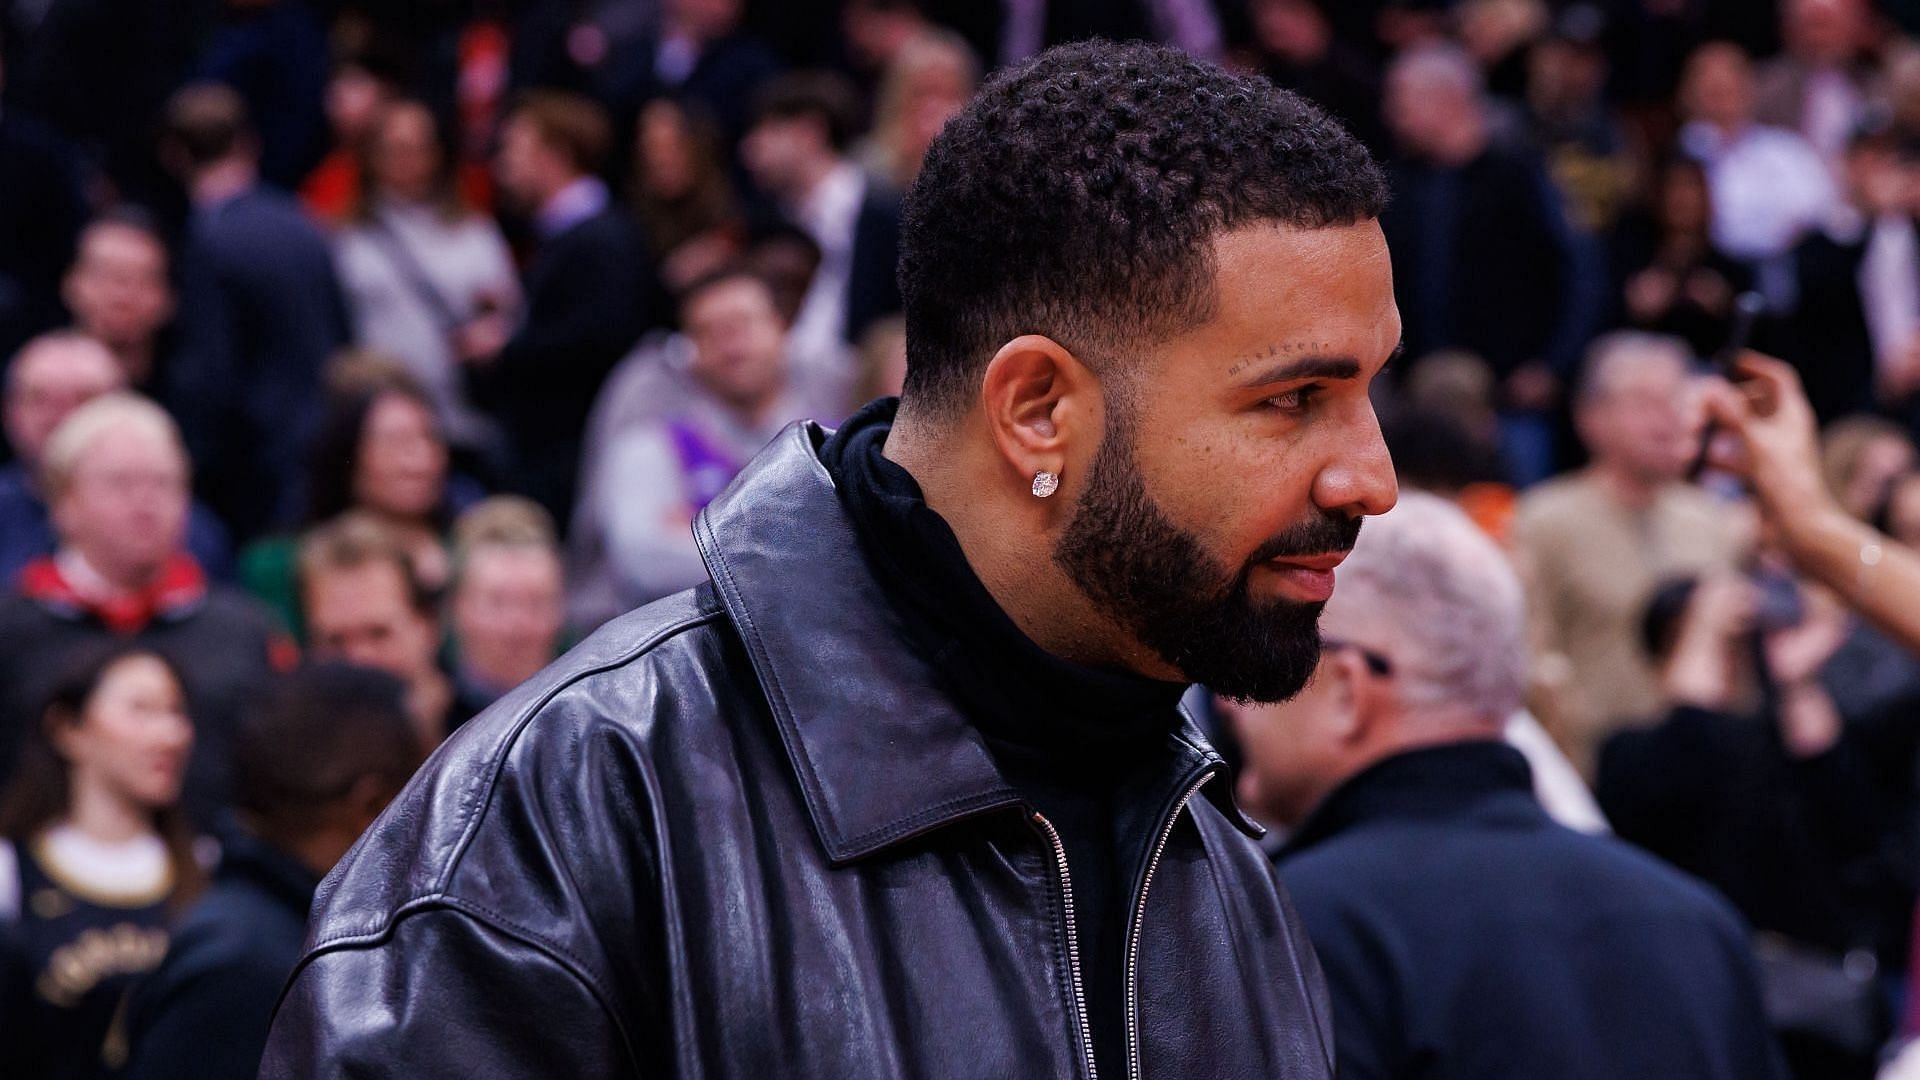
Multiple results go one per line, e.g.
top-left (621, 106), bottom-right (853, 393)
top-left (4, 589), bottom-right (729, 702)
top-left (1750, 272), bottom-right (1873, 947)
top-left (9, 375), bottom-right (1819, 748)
top-left (431, 603), bottom-right (727, 895)
top-left (286, 894), bottom-right (641, 1070)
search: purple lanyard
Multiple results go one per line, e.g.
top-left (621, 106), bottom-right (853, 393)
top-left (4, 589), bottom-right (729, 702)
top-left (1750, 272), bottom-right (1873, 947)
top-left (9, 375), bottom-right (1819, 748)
top-left (666, 418), bottom-right (744, 514)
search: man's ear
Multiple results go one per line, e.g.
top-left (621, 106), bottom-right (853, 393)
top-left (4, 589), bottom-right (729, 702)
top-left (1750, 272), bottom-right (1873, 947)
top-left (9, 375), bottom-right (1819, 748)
top-left (978, 334), bottom-right (1101, 496)
top-left (1323, 648), bottom-right (1372, 746)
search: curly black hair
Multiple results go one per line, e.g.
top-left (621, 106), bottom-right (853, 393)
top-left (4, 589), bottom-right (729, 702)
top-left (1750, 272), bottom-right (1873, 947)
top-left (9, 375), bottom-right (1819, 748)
top-left (898, 39), bottom-right (1389, 416)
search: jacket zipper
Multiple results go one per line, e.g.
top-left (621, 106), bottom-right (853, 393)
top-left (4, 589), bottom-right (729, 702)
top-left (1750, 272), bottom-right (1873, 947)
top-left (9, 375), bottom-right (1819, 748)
top-left (1124, 770), bottom-right (1215, 1080)
top-left (1032, 810), bottom-right (1099, 1080)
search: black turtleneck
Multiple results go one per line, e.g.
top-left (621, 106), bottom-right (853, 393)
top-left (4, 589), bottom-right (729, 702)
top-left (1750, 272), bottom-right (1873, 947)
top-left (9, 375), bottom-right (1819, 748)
top-left (819, 399), bottom-right (1187, 1077)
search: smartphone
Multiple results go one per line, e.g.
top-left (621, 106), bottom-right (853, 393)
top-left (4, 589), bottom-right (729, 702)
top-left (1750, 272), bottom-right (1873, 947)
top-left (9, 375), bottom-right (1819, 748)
top-left (1686, 291), bottom-right (1767, 480)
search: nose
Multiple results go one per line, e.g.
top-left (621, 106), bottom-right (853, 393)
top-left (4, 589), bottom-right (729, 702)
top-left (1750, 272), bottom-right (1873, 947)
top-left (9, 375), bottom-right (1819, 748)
top-left (1311, 408), bottom-right (1398, 520)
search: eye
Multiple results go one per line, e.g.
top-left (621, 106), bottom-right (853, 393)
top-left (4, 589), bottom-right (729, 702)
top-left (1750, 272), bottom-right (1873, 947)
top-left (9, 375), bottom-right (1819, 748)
top-left (1261, 385), bottom-right (1321, 414)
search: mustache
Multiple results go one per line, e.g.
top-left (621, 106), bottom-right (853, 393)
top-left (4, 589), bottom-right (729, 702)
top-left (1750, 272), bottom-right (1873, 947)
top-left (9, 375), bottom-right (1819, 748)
top-left (1246, 512), bottom-right (1362, 565)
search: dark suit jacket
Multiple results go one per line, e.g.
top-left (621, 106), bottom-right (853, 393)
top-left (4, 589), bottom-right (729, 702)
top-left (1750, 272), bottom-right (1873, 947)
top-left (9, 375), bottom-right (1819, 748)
top-left (166, 186), bottom-right (348, 542)
top-left (472, 207), bottom-right (659, 527)
top-left (1783, 226), bottom-right (1887, 425)
top-left (1279, 742), bottom-right (1787, 1080)
top-left (847, 182), bottom-right (903, 344)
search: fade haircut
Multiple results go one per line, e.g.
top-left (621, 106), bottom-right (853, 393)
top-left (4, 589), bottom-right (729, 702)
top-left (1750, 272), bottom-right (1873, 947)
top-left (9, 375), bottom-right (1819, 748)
top-left (898, 39), bottom-right (1388, 418)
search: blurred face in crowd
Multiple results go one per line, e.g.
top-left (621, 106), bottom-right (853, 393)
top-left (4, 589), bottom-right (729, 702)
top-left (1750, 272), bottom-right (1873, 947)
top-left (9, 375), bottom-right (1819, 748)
top-left (1528, 39), bottom-right (1608, 115)
top-left (495, 115), bottom-right (571, 210)
top-left (305, 559), bottom-right (440, 685)
top-left (355, 392), bottom-right (447, 521)
top-left (666, 0), bottom-right (742, 41)
top-left (371, 102), bottom-right (445, 205)
top-left (844, 0), bottom-right (927, 70)
top-left (1577, 348), bottom-right (1696, 485)
top-left (53, 422), bottom-right (190, 583)
top-left (1786, 0), bottom-right (1865, 68)
top-left (684, 276), bottom-right (789, 415)
top-left (1844, 139), bottom-right (1913, 215)
top-left (1047, 223), bottom-right (1399, 702)
top-left (892, 50), bottom-right (973, 173)
top-left (741, 114), bottom-right (830, 199)
top-left (52, 654), bottom-right (193, 813)
top-left (1219, 596), bottom-right (1392, 826)
top-left (1383, 57), bottom-right (1479, 162)
top-left (5, 337), bottom-right (126, 467)
top-left (638, 100), bottom-right (696, 200)
top-left (746, 235), bottom-right (820, 323)
top-left (1681, 44), bottom-right (1757, 131)
top-left (453, 545), bottom-right (564, 688)
top-left (1251, 0), bottom-right (1331, 64)
top-left (1658, 161), bottom-right (1712, 235)
top-left (62, 224), bottom-right (175, 361)
top-left (327, 64), bottom-right (392, 147)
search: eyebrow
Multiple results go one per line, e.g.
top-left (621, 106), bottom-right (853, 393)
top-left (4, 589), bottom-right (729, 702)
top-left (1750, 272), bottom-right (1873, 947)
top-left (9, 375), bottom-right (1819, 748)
top-left (1236, 356), bottom-right (1362, 388)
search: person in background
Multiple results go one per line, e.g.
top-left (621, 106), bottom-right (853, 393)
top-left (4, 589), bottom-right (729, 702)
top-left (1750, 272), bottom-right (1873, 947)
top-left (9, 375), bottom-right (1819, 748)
top-left (740, 71), bottom-right (903, 363)
top-left (298, 514), bottom-right (464, 751)
top-left (0, 332), bottom-right (230, 585)
top-left (1524, 5), bottom-right (1642, 243)
top-left (1613, 156), bottom-right (1757, 360)
top-left (1823, 415), bottom-right (1917, 522)
top-left (335, 98), bottom-right (520, 458)
top-left (297, 55), bottom-right (400, 226)
top-left (1244, 0), bottom-right (1384, 152)
top-left (582, 267), bottom-right (805, 614)
top-left (1379, 43), bottom-right (1587, 484)
top-left (60, 211), bottom-right (175, 392)
top-left (0, 395), bottom-right (288, 823)
top-left (1515, 331), bottom-right (1747, 777)
top-left (240, 361), bottom-right (468, 642)
top-left (159, 83), bottom-right (349, 543)
top-left (0, 643), bottom-right (202, 1080)
top-left (119, 663), bottom-right (420, 1080)
top-left (1755, 0), bottom-right (1882, 167)
top-left (1677, 42), bottom-right (1838, 304)
top-left (1225, 493), bottom-right (1787, 1080)
top-left (1783, 124), bottom-right (1920, 425)
top-left (857, 28), bottom-right (978, 190)
top-left (475, 90), bottom-right (658, 527)
top-left (605, 0), bottom-right (785, 148)
top-left (1600, 572), bottom-right (1912, 1076)
top-left (448, 497), bottom-right (565, 713)
top-left (191, 0), bottom-right (331, 190)
top-left (630, 97), bottom-right (745, 296)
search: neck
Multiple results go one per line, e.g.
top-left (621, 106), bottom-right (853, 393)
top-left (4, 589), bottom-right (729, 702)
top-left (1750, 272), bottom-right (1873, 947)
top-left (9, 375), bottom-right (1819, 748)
top-left (60, 546), bottom-right (161, 596)
top-left (1588, 458), bottom-right (1664, 509)
top-left (192, 159), bottom-right (255, 207)
top-left (63, 772), bottom-right (154, 845)
top-left (281, 827), bottom-right (354, 880)
top-left (882, 412), bottom-right (1166, 678)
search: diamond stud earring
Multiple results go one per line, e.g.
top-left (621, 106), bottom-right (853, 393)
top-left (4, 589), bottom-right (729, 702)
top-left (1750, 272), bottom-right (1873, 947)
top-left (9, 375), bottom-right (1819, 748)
top-left (1031, 471), bottom-right (1060, 498)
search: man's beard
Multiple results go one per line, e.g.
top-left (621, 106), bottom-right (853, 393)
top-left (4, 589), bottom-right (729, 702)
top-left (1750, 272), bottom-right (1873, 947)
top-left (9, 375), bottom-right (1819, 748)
top-left (1053, 419), bottom-right (1360, 703)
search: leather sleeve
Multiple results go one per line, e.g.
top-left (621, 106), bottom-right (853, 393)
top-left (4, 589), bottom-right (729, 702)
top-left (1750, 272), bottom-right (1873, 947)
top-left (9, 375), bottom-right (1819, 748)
top-left (260, 904), bottom-right (640, 1079)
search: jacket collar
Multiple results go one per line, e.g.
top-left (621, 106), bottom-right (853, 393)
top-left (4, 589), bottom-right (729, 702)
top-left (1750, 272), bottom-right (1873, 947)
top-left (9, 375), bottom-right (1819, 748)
top-left (696, 423), bottom-right (1257, 865)
top-left (20, 551), bottom-right (209, 634)
top-left (1280, 740), bottom-right (1540, 860)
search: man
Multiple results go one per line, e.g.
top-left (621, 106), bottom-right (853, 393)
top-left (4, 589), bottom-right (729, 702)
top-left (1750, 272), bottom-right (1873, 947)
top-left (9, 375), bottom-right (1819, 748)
top-left (1514, 331), bottom-right (1745, 776)
top-left (740, 71), bottom-right (902, 366)
top-left (265, 41), bottom-right (1397, 1078)
top-left (1379, 44), bottom-right (1590, 484)
top-left (1226, 493), bottom-right (1786, 1080)
top-left (0, 393), bottom-right (289, 823)
top-left (160, 82), bottom-right (350, 542)
top-left (580, 267), bottom-right (808, 614)
top-left (0, 331), bottom-right (230, 584)
top-left (477, 90), bottom-right (659, 526)
top-left (1678, 42), bottom-right (1837, 294)
top-left (61, 210), bottom-right (176, 390)
top-left (298, 514), bottom-right (464, 751)
top-left (120, 664), bottom-right (421, 1080)
top-left (448, 497), bottom-right (566, 713)
top-left (1755, 0), bottom-right (1879, 166)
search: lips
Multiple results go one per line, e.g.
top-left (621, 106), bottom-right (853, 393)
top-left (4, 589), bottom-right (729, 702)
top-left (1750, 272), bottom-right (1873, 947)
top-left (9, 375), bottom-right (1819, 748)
top-left (1260, 551), bottom-right (1350, 603)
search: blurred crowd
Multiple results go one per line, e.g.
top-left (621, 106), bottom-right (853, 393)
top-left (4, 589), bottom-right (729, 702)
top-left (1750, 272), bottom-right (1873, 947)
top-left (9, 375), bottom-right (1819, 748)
top-left (11, 0), bottom-right (1920, 1077)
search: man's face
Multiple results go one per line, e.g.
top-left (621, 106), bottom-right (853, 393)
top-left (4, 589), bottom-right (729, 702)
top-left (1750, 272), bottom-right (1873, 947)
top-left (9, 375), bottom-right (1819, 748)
top-left (741, 115), bottom-right (822, 198)
top-left (685, 278), bottom-right (788, 412)
top-left (1788, 0), bottom-right (1863, 67)
top-left (1682, 46), bottom-right (1756, 130)
top-left (1054, 221), bottom-right (1400, 703)
top-left (306, 560), bottom-right (440, 682)
top-left (1580, 354), bottom-right (1694, 484)
top-left (63, 225), bottom-right (174, 354)
top-left (5, 341), bottom-right (126, 465)
top-left (452, 546), bottom-right (564, 681)
top-left (494, 117), bottom-right (561, 209)
top-left (54, 425), bottom-right (189, 579)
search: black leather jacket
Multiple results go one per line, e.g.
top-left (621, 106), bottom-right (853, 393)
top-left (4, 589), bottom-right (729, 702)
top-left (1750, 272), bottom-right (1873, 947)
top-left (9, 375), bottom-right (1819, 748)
top-left (262, 424), bottom-right (1337, 1079)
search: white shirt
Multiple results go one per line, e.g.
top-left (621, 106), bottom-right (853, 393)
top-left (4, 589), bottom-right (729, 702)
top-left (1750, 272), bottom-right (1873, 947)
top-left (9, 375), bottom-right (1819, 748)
top-left (788, 162), bottom-right (868, 359)
top-left (1682, 121), bottom-right (1839, 260)
top-left (0, 825), bottom-right (172, 922)
top-left (1859, 213), bottom-right (1920, 377)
